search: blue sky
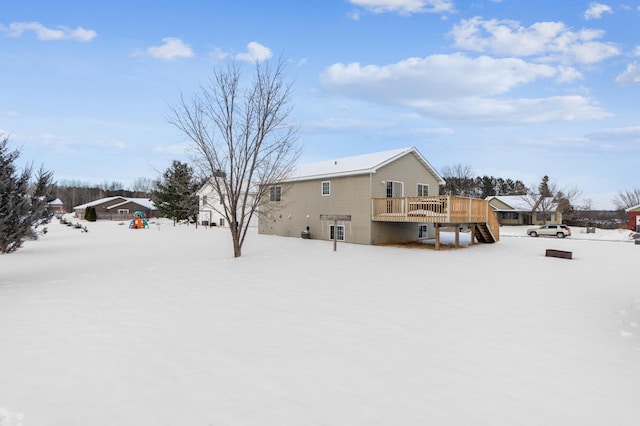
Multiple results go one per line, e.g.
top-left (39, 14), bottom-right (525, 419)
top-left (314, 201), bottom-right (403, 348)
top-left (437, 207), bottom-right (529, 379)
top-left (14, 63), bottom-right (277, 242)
top-left (2, 0), bottom-right (639, 209)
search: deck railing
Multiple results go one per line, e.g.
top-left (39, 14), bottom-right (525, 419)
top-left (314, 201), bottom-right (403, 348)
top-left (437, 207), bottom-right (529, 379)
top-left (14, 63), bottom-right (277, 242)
top-left (372, 195), bottom-right (499, 240)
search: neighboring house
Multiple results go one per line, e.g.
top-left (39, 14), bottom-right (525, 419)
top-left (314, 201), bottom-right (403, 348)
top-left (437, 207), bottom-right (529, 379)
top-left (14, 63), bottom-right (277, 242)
top-left (196, 180), bottom-right (228, 227)
top-left (625, 204), bottom-right (640, 232)
top-left (46, 198), bottom-right (65, 215)
top-left (259, 147), bottom-right (499, 245)
top-left (196, 178), bottom-right (258, 228)
top-left (73, 197), bottom-right (159, 220)
top-left (486, 195), bottom-right (562, 225)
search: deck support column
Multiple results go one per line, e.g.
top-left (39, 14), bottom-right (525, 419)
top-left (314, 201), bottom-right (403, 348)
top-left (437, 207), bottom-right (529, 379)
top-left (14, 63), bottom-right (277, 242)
top-left (435, 223), bottom-right (440, 250)
top-left (454, 225), bottom-right (460, 248)
top-left (470, 225), bottom-right (476, 245)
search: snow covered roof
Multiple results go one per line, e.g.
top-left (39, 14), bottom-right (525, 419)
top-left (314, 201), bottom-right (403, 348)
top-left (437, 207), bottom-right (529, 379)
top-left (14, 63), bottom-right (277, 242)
top-left (284, 147), bottom-right (444, 184)
top-left (625, 204), bottom-right (640, 212)
top-left (73, 197), bottom-right (156, 211)
top-left (47, 198), bottom-right (63, 206)
top-left (487, 195), bottom-right (557, 212)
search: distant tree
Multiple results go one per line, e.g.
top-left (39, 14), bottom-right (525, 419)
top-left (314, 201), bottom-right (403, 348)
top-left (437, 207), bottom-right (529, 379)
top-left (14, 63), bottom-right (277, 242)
top-left (131, 177), bottom-right (156, 196)
top-left (497, 178), bottom-right (527, 196)
top-left (53, 180), bottom-right (105, 212)
top-left (84, 206), bottom-right (97, 222)
top-left (153, 160), bottom-right (200, 221)
top-left (538, 175), bottom-right (552, 197)
top-left (99, 181), bottom-right (124, 192)
top-left (0, 135), bottom-right (54, 254)
top-left (524, 176), bottom-right (581, 224)
top-left (440, 166), bottom-right (527, 199)
top-left (613, 188), bottom-right (640, 210)
top-left (169, 58), bottom-right (301, 257)
top-left (441, 164), bottom-right (475, 196)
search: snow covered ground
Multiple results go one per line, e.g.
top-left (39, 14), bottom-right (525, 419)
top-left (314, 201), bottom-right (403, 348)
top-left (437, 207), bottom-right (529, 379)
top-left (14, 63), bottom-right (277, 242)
top-left (1, 219), bottom-right (639, 426)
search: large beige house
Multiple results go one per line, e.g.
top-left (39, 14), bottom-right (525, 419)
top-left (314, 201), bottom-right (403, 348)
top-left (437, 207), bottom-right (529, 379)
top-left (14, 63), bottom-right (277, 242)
top-left (258, 147), bottom-right (499, 246)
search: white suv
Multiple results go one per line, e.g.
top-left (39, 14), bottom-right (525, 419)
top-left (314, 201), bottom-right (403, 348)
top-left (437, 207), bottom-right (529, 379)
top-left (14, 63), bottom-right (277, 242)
top-left (527, 224), bottom-right (571, 238)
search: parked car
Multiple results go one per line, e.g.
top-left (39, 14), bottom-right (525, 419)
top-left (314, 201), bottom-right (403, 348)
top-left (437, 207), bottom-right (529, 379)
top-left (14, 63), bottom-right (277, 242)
top-left (527, 224), bottom-right (571, 238)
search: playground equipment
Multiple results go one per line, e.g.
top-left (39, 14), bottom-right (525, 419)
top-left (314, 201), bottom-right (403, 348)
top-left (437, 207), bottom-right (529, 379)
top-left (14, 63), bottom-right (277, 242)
top-left (129, 211), bottom-right (149, 229)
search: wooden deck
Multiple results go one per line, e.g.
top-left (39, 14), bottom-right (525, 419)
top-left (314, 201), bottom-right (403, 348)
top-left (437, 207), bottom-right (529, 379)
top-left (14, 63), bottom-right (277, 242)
top-left (372, 195), bottom-right (500, 243)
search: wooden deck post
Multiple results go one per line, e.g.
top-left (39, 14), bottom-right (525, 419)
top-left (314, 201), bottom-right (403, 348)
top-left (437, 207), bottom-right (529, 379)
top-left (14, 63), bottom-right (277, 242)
top-left (435, 223), bottom-right (440, 250)
top-left (454, 225), bottom-right (460, 248)
top-left (470, 226), bottom-right (476, 245)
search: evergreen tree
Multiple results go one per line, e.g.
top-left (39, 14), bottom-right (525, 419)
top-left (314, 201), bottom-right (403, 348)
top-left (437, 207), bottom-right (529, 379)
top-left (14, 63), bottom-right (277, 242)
top-left (153, 160), bottom-right (200, 221)
top-left (0, 136), bottom-right (54, 254)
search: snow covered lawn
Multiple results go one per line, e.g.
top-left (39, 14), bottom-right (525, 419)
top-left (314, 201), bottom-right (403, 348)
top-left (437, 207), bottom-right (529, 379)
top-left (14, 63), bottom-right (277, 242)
top-left (1, 220), bottom-right (639, 425)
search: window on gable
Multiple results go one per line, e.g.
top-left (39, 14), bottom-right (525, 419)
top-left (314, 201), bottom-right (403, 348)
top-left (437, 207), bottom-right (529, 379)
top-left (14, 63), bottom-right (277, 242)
top-left (202, 195), bottom-right (208, 207)
top-left (417, 183), bottom-right (429, 197)
top-left (322, 181), bottom-right (330, 196)
top-left (269, 186), bottom-right (282, 202)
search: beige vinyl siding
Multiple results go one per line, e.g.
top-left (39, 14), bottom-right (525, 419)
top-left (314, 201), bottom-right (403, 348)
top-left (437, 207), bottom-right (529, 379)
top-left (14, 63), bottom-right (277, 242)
top-left (369, 152), bottom-right (441, 244)
top-left (259, 174), bottom-right (373, 244)
top-left (259, 151), bottom-right (445, 245)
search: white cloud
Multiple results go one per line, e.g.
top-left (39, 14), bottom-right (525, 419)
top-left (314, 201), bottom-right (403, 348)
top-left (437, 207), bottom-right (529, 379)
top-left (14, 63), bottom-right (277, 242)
top-left (584, 2), bottom-right (613, 20)
top-left (585, 126), bottom-right (640, 142)
top-left (421, 95), bottom-right (609, 124)
top-left (450, 17), bottom-right (619, 64)
top-left (234, 42), bottom-right (272, 63)
top-left (208, 47), bottom-right (229, 61)
top-left (410, 127), bottom-right (455, 137)
top-left (2, 21), bottom-right (96, 41)
top-left (615, 63), bottom-right (640, 84)
top-left (320, 54), bottom-right (609, 124)
top-left (321, 53), bottom-right (558, 100)
top-left (304, 117), bottom-right (395, 134)
top-left (634, 45), bottom-right (640, 57)
top-left (144, 37), bottom-right (194, 60)
top-left (347, 0), bottom-right (454, 15)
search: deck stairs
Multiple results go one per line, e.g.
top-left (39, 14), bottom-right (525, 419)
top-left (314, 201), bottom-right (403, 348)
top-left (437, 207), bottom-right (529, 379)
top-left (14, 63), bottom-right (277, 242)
top-left (473, 222), bottom-right (497, 243)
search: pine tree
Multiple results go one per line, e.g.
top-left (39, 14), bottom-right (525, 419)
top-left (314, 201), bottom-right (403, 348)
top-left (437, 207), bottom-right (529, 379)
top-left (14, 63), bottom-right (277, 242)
top-left (153, 160), bottom-right (200, 221)
top-left (0, 136), bottom-right (54, 254)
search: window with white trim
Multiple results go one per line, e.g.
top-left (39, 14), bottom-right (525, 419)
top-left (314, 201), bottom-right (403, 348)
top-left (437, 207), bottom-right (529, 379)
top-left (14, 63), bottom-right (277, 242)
top-left (118, 209), bottom-right (129, 214)
top-left (322, 181), bottom-right (330, 196)
top-left (269, 186), bottom-right (282, 202)
top-left (419, 225), bottom-right (428, 238)
top-left (330, 225), bottom-right (345, 241)
top-left (417, 183), bottom-right (429, 196)
top-left (386, 180), bottom-right (403, 197)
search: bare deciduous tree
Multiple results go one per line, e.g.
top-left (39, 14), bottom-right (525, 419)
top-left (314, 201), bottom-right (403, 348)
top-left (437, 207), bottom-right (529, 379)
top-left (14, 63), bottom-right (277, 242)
top-left (169, 58), bottom-right (300, 257)
top-left (523, 176), bottom-right (582, 224)
top-left (613, 188), bottom-right (640, 210)
top-left (441, 163), bottom-right (475, 196)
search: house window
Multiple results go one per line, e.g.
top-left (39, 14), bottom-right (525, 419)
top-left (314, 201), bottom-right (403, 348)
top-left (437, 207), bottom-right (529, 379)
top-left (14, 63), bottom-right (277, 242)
top-left (202, 195), bottom-right (208, 207)
top-left (386, 181), bottom-right (403, 197)
top-left (502, 212), bottom-right (519, 220)
top-left (417, 184), bottom-right (429, 196)
top-left (118, 209), bottom-right (129, 214)
top-left (269, 186), bottom-right (282, 202)
top-left (322, 181), bottom-right (330, 196)
top-left (219, 218), bottom-right (225, 227)
top-left (536, 213), bottom-right (552, 221)
top-left (330, 225), bottom-right (345, 241)
top-left (419, 225), bottom-right (428, 238)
